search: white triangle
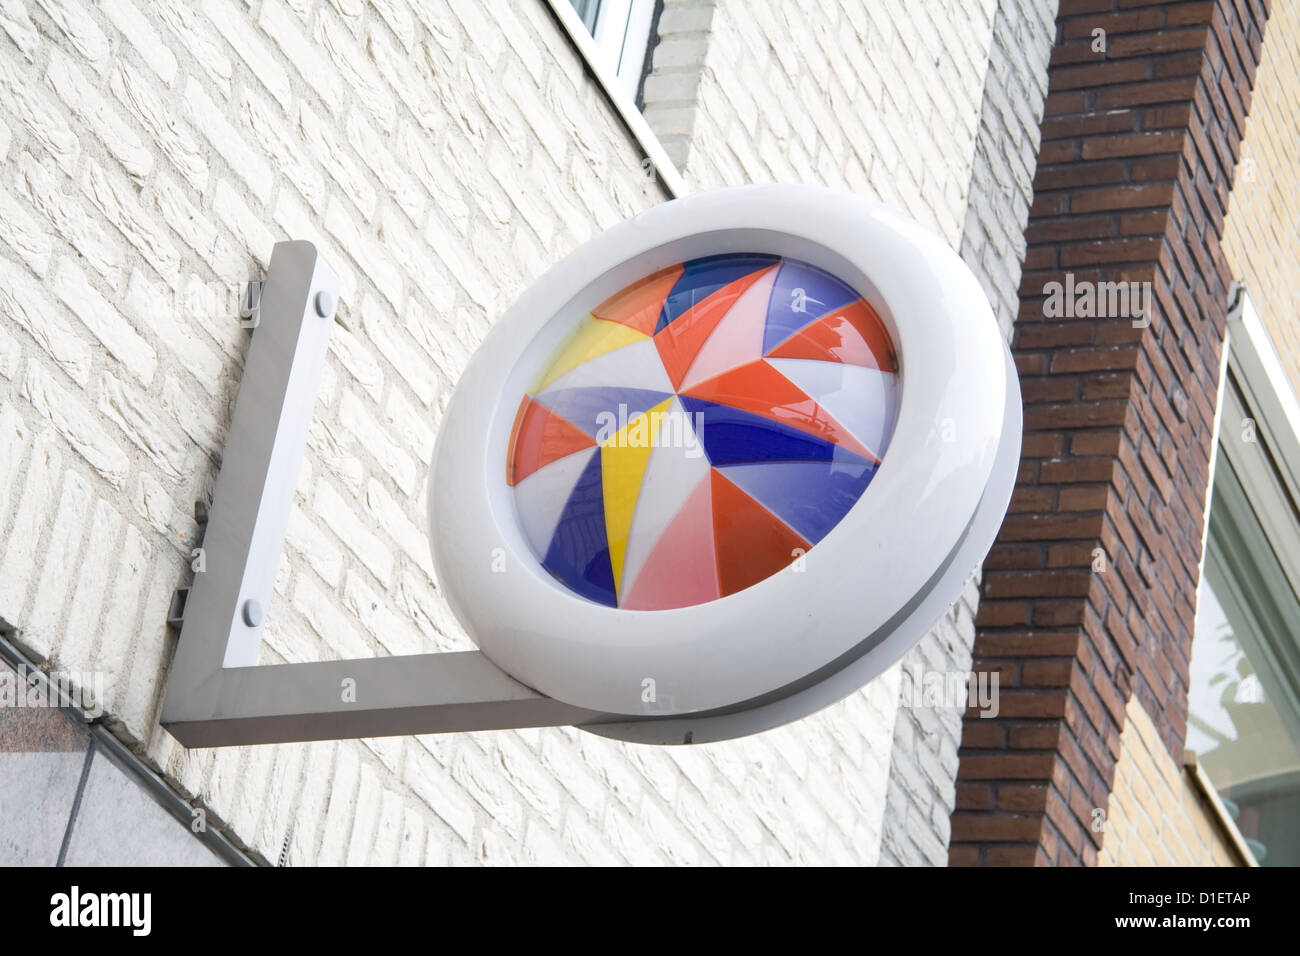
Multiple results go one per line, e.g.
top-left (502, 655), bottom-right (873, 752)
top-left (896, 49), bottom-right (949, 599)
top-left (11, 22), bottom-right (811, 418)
top-left (767, 358), bottom-right (899, 460)
top-left (618, 397), bottom-right (713, 598)
top-left (536, 336), bottom-right (673, 396)
top-left (512, 446), bottom-right (598, 560)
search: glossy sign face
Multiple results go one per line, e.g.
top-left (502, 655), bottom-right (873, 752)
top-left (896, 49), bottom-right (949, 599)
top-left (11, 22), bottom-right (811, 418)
top-left (506, 254), bottom-right (899, 610)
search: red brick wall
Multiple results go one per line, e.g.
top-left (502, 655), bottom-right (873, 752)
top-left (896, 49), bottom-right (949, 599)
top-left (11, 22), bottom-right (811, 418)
top-left (950, 0), bottom-right (1267, 866)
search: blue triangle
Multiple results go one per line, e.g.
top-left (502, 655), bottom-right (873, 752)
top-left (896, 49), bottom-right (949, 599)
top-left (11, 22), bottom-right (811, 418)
top-left (718, 459), bottom-right (877, 544)
top-left (542, 451), bottom-right (617, 606)
top-left (678, 396), bottom-right (871, 467)
top-left (762, 259), bottom-right (861, 353)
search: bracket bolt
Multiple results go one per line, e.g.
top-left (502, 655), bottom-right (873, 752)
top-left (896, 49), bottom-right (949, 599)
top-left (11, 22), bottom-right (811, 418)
top-left (242, 599), bottom-right (264, 628)
top-left (314, 291), bottom-right (334, 318)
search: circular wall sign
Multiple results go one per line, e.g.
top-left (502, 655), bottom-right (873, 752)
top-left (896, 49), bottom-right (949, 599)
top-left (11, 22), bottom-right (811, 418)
top-left (428, 184), bottom-right (1020, 740)
top-left (506, 253), bottom-right (899, 611)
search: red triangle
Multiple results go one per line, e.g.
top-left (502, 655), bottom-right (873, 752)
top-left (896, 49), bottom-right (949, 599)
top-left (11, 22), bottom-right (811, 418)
top-left (654, 265), bottom-right (777, 389)
top-left (710, 470), bottom-right (810, 597)
top-left (765, 300), bottom-right (897, 371)
top-left (592, 264), bottom-right (683, 336)
top-left (506, 397), bottom-right (596, 486)
top-left (683, 360), bottom-right (878, 462)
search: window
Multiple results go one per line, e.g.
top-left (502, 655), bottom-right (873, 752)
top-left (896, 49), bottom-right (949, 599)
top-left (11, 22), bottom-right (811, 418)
top-left (547, 0), bottom-right (687, 197)
top-left (568, 0), bottom-right (657, 102)
top-left (1187, 290), bottom-right (1300, 866)
top-left (0, 646), bottom-right (246, 866)
top-left (1189, 460), bottom-right (1300, 864)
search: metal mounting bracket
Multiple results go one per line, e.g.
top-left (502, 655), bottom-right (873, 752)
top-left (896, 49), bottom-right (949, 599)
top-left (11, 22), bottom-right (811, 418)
top-left (160, 241), bottom-right (605, 748)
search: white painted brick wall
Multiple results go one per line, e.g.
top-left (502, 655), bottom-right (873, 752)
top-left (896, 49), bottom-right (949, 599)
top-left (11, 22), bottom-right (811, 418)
top-left (641, 0), bottom-right (1057, 865)
top-left (875, 0), bottom-right (1058, 866)
top-left (0, 0), bottom-right (1051, 865)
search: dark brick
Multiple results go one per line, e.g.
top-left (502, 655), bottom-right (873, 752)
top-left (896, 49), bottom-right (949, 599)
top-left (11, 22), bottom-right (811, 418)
top-left (953, 0), bottom-right (1262, 869)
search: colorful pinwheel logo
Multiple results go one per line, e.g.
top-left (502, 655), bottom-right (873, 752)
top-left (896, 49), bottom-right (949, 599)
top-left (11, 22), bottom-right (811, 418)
top-left (507, 254), bottom-right (899, 610)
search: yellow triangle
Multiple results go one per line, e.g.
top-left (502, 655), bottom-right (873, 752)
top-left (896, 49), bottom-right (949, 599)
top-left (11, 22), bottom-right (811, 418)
top-left (533, 317), bottom-right (649, 392)
top-left (601, 398), bottom-right (673, 597)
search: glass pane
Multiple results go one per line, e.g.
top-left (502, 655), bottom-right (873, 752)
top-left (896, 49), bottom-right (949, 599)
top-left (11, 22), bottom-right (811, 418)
top-left (569, 0), bottom-right (601, 33)
top-left (1188, 511), bottom-right (1300, 866)
top-left (62, 750), bottom-right (226, 867)
top-left (0, 660), bottom-right (91, 865)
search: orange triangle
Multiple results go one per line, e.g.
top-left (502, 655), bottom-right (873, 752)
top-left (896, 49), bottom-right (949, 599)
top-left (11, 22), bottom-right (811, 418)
top-left (710, 470), bottom-right (809, 597)
top-left (507, 397), bottom-right (596, 486)
top-left (766, 300), bottom-right (897, 371)
top-left (592, 264), bottom-right (684, 336)
top-left (682, 360), bottom-right (878, 462)
top-left (654, 265), bottom-right (778, 389)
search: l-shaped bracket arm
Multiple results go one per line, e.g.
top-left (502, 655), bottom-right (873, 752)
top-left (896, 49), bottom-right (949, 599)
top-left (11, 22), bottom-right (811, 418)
top-left (160, 241), bottom-right (604, 748)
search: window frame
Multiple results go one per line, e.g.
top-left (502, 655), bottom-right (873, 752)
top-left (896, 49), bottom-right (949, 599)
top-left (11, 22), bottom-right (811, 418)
top-left (1218, 290), bottom-right (1300, 591)
top-left (1187, 286), bottom-right (1300, 866)
top-left (584, 0), bottom-right (659, 102)
top-left (544, 0), bottom-right (687, 198)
